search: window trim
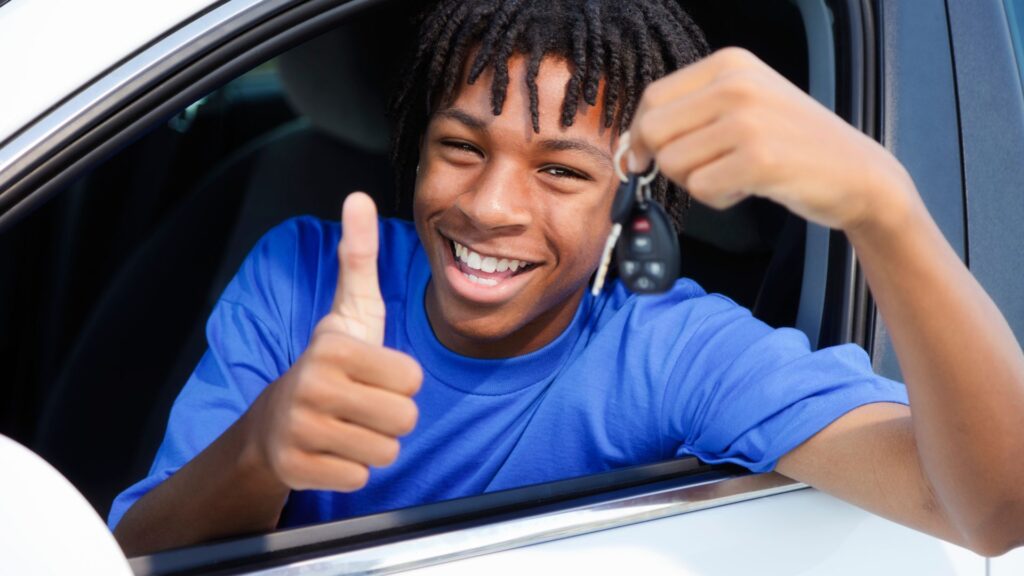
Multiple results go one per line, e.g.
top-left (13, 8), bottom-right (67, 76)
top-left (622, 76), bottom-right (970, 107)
top-left (0, 0), bottom-right (383, 232)
top-left (129, 460), bottom-right (800, 576)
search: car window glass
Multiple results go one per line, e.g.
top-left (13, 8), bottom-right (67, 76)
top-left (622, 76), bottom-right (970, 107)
top-left (1008, 0), bottom-right (1024, 94)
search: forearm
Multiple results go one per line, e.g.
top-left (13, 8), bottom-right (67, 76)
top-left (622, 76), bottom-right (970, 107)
top-left (113, 409), bottom-right (290, 557)
top-left (847, 167), bottom-right (1024, 554)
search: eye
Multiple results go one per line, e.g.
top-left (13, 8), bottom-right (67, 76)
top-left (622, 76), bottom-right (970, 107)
top-left (541, 165), bottom-right (589, 180)
top-left (440, 140), bottom-right (483, 157)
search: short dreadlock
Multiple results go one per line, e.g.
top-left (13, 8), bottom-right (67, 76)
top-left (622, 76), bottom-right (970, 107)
top-left (389, 0), bottom-right (710, 228)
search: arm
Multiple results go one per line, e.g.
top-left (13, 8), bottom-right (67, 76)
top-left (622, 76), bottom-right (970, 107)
top-left (629, 47), bottom-right (1024, 556)
top-left (779, 169), bottom-right (1024, 555)
top-left (114, 194), bottom-right (421, 556)
top-left (113, 407), bottom-right (290, 555)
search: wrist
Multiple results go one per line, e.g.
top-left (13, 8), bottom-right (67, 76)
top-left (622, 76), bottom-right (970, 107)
top-left (237, 396), bottom-right (290, 500)
top-left (844, 154), bottom-right (923, 243)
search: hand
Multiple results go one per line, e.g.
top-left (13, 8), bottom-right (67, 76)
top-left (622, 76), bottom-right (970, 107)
top-left (628, 47), bottom-right (915, 232)
top-left (247, 192), bottom-right (422, 492)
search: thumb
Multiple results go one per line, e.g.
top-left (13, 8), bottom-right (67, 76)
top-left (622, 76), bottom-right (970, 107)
top-left (333, 192), bottom-right (385, 345)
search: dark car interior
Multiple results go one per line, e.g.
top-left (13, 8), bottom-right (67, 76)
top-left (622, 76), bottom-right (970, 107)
top-left (0, 0), bottom-right (811, 526)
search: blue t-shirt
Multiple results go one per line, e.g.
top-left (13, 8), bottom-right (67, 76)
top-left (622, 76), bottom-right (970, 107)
top-left (108, 216), bottom-right (908, 530)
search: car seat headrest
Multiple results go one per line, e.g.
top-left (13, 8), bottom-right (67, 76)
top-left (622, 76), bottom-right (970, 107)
top-left (277, 19), bottom-right (394, 155)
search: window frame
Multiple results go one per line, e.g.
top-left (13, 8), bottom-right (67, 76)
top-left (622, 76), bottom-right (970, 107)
top-left (0, 0), bottom-right (878, 573)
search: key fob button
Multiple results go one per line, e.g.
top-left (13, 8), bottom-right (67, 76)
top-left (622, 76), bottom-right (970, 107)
top-left (631, 235), bottom-right (653, 253)
top-left (645, 261), bottom-right (665, 278)
top-left (634, 276), bottom-right (654, 291)
top-left (620, 260), bottom-right (640, 277)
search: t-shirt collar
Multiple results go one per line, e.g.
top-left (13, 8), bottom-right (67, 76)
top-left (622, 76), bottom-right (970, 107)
top-left (404, 245), bottom-right (589, 395)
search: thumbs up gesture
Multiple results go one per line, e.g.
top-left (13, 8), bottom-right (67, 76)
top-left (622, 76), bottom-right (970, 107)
top-left (247, 192), bottom-right (423, 493)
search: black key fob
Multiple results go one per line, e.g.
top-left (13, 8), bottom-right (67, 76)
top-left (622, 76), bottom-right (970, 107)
top-left (615, 200), bottom-right (680, 294)
top-left (611, 174), bottom-right (638, 224)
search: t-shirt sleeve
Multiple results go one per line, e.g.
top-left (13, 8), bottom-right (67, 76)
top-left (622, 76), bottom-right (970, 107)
top-left (661, 294), bottom-right (908, 473)
top-left (106, 218), bottom-right (310, 530)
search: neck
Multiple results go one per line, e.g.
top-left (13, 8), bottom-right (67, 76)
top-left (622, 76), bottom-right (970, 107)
top-left (423, 282), bottom-right (585, 359)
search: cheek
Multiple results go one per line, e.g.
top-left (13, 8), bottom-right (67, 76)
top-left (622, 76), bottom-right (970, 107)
top-left (547, 205), bottom-right (612, 279)
top-left (413, 168), bottom-right (458, 218)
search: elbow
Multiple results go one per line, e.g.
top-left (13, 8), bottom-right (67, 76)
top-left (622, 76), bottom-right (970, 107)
top-left (964, 534), bottom-right (1020, 558)
top-left (959, 501), bottom-right (1024, 557)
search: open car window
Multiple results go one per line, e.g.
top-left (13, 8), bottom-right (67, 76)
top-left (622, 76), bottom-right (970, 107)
top-left (0, 0), bottom-right (877, 572)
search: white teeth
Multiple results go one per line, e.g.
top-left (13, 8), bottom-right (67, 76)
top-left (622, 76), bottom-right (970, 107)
top-left (452, 239), bottom-right (530, 274)
top-left (467, 274), bottom-right (498, 287)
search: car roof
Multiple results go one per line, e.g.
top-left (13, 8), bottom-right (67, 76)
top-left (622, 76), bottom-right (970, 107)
top-left (0, 0), bottom-right (218, 143)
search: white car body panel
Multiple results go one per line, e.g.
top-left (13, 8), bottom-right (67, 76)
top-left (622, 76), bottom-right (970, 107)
top-left (0, 0), bottom-right (217, 142)
top-left (404, 489), bottom-right (984, 576)
top-left (991, 548), bottom-right (1024, 574)
top-left (0, 435), bottom-right (132, 576)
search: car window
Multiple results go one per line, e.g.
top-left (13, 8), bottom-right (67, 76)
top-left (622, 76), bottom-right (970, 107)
top-left (1008, 0), bottom-right (1024, 94)
top-left (0, 0), bottom-right (835, 562)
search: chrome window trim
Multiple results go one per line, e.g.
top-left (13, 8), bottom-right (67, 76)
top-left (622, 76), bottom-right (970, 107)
top-left (0, 0), bottom-right (291, 196)
top-left (236, 474), bottom-right (804, 576)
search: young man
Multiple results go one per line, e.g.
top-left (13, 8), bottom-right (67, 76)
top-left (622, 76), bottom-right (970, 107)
top-left (111, 0), bottom-right (1024, 557)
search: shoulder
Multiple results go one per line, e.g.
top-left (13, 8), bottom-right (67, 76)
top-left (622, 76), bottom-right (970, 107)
top-left (590, 277), bottom-right (755, 338)
top-left (233, 215), bottom-right (420, 289)
top-left (218, 214), bottom-right (421, 329)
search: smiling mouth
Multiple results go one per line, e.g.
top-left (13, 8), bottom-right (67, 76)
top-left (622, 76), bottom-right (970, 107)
top-left (445, 236), bottom-right (538, 287)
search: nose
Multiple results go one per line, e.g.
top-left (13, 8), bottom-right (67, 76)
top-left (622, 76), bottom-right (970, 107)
top-left (455, 161), bottom-right (533, 232)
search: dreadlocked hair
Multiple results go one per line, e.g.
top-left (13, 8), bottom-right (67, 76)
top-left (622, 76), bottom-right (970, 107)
top-left (388, 0), bottom-right (710, 229)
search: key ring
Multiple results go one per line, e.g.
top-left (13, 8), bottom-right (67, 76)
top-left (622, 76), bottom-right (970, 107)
top-left (614, 131), bottom-right (660, 201)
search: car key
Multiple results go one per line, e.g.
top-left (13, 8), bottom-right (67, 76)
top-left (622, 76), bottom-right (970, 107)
top-left (615, 199), bottom-right (680, 294)
top-left (591, 174), bottom-right (638, 296)
top-left (592, 131), bottom-right (681, 295)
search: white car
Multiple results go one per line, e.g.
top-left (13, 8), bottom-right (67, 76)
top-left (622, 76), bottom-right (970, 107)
top-left (2, 0), bottom-right (1024, 574)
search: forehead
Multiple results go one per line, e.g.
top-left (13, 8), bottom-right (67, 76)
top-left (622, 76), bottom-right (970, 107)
top-left (443, 52), bottom-right (614, 147)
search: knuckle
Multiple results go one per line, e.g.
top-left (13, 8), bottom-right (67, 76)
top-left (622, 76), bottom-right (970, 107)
top-left (717, 46), bottom-right (756, 68)
top-left (274, 449), bottom-right (298, 476)
top-left (283, 414), bottom-right (308, 445)
top-left (728, 110), bottom-right (760, 140)
top-left (686, 171), bottom-right (717, 201)
top-left (637, 113), bottom-right (663, 147)
top-left (719, 74), bottom-right (758, 105)
top-left (640, 81), bottom-right (668, 112)
top-left (744, 142), bottom-right (775, 172)
top-left (654, 148), bottom-right (681, 176)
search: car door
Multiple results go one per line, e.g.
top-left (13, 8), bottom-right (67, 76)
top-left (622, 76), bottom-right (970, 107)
top-left (0, 0), bottom-right (1012, 574)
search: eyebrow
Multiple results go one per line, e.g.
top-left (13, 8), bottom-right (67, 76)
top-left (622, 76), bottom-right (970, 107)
top-left (437, 107), bottom-right (613, 168)
top-left (538, 138), bottom-right (613, 169)
top-left (436, 108), bottom-right (487, 130)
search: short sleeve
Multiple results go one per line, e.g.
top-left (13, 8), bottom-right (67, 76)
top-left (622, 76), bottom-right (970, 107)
top-left (662, 294), bottom-right (908, 473)
top-left (106, 219), bottom-right (307, 530)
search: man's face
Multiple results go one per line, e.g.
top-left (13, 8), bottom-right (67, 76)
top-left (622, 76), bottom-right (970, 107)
top-left (414, 54), bottom-right (619, 358)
